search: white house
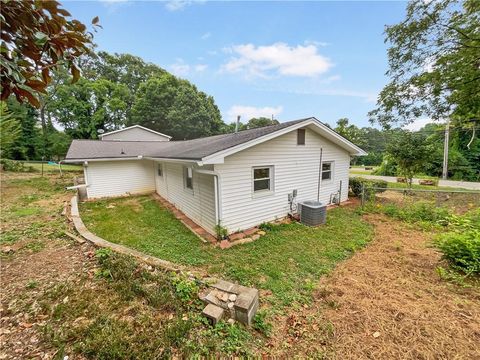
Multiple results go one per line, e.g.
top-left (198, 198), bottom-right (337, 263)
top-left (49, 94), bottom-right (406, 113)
top-left (65, 117), bottom-right (366, 236)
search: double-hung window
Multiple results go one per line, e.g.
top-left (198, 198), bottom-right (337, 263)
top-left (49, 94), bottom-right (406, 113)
top-left (253, 166), bottom-right (273, 193)
top-left (321, 162), bottom-right (333, 181)
top-left (184, 166), bottom-right (193, 190)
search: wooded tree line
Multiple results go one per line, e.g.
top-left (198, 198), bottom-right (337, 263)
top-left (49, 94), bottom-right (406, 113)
top-left (1, 49), bottom-right (280, 160)
top-left (334, 118), bottom-right (480, 181)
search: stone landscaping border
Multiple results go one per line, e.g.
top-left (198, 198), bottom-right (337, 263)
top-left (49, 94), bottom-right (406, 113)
top-left (70, 196), bottom-right (181, 272)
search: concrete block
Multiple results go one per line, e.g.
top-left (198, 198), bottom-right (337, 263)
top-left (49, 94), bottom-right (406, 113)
top-left (202, 304), bottom-right (224, 326)
top-left (234, 289), bottom-right (259, 326)
top-left (212, 280), bottom-right (236, 293)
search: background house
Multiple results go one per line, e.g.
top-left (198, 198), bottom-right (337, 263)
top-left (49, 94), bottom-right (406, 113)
top-left (65, 118), bottom-right (366, 235)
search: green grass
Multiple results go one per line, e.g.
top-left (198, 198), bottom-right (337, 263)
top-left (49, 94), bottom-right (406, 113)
top-left (387, 181), bottom-right (477, 192)
top-left (349, 166), bottom-right (378, 175)
top-left (81, 196), bottom-right (374, 308)
top-left (40, 250), bottom-right (258, 358)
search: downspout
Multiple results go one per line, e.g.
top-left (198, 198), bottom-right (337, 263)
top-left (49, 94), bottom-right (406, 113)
top-left (316, 147), bottom-right (323, 201)
top-left (194, 169), bottom-right (222, 227)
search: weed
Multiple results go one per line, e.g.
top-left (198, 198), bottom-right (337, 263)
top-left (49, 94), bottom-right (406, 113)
top-left (252, 310), bottom-right (272, 337)
top-left (26, 280), bottom-right (39, 289)
top-left (24, 241), bottom-right (45, 252)
top-left (172, 275), bottom-right (199, 303)
top-left (215, 223), bottom-right (228, 240)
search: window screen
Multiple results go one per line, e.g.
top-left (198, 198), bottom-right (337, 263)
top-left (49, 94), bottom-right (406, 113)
top-left (253, 167), bottom-right (272, 192)
top-left (297, 129), bottom-right (306, 145)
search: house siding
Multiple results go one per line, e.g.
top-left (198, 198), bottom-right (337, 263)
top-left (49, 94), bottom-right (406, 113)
top-left (85, 160), bottom-right (155, 199)
top-left (154, 162), bottom-right (216, 234)
top-left (102, 127), bottom-right (170, 141)
top-left (215, 128), bottom-right (350, 233)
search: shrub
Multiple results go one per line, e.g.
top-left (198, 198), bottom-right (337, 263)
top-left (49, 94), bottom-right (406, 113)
top-left (349, 177), bottom-right (388, 198)
top-left (434, 231), bottom-right (480, 274)
top-left (1, 159), bottom-right (27, 172)
top-left (434, 209), bottom-right (480, 275)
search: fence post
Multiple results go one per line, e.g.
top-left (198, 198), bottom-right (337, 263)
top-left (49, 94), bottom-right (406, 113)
top-left (361, 183), bottom-right (365, 207)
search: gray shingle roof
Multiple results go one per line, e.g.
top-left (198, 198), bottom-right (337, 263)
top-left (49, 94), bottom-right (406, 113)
top-left (65, 118), bottom-right (312, 161)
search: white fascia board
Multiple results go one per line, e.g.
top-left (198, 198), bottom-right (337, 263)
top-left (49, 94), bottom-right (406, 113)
top-left (307, 120), bottom-right (368, 156)
top-left (100, 125), bottom-right (172, 139)
top-left (201, 118), bottom-right (366, 164)
top-left (144, 157), bottom-right (199, 164)
top-left (63, 157), bottom-right (143, 163)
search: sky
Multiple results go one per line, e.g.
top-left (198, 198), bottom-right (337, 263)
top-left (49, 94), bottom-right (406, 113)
top-left (65, 0), bottom-right (413, 129)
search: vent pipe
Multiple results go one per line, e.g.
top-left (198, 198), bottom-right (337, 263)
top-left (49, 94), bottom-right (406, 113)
top-left (235, 115), bottom-right (241, 133)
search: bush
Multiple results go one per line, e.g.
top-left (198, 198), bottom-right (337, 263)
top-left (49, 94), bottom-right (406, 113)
top-left (1, 159), bottom-right (27, 172)
top-left (435, 231), bottom-right (480, 274)
top-left (349, 177), bottom-right (388, 198)
top-left (434, 209), bottom-right (480, 275)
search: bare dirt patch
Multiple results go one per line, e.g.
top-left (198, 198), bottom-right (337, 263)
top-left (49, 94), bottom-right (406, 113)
top-left (270, 214), bottom-right (480, 359)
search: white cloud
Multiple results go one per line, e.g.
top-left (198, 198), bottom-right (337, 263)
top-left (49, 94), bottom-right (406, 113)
top-left (165, 0), bottom-right (204, 11)
top-left (226, 105), bottom-right (283, 122)
top-left (201, 32), bottom-right (211, 40)
top-left (404, 118), bottom-right (435, 131)
top-left (194, 64), bottom-right (208, 72)
top-left (256, 85), bottom-right (377, 103)
top-left (170, 60), bottom-right (208, 77)
top-left (222, 42), bottom-right (333, 78)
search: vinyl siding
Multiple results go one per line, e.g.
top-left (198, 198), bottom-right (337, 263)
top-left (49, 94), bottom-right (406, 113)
top-left (102, 127), bottom-right (170, 141)
top-left (215, 128), bottom-right (350, 233)
top-left (154, 162), bottom-right (216, 234)
top-left (85, 160), bottom-right (155, 199)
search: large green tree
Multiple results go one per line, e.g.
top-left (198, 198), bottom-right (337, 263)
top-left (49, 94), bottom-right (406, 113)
top-left (130, 74), bottom-right (223, 140)
top-left (49, 78), bottom-right (131, 139)
top-left (386, 131), bottom-right (432, 187)
top-left (370, 0), bottom-right (480, 128)
top-left (0, 104), bottom-right (21, 158)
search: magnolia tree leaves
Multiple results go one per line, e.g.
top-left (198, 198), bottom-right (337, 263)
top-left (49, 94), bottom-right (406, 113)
top-left (0, 0), bottom-right (100, 107)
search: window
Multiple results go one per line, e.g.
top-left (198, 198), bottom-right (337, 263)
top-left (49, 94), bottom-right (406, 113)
top-left (253, 166), bottom-right (273, 192)
top-left (157, 163), bottom-right (163, 177)
top-left (321, 162), bottom-right (333, 181)
top-left (297, 129), bottom-right (305, 145)
top-left (184, 166), bottom-right (193, 190)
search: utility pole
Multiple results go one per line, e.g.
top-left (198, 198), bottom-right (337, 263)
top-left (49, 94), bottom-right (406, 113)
top-left (442, 119), bottom-right (450, 180)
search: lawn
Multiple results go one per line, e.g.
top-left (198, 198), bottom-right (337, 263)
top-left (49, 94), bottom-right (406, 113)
top-left (349, 165), bottom-right (377, 175)
top-left (81, 196), bottom-right (374, 308)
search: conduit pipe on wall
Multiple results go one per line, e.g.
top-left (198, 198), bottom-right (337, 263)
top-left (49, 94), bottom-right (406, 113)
top-left (194, 169), bottom-right (222, 227)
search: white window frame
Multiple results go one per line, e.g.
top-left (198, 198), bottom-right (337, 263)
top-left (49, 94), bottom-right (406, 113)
top-left (157, 163), bottom-right (163, 177)
top-left (252, 166), bottom-right (274, 196)
top-left (183, 166), bottom-right (194, 193)
top-left (321, 161), bottom-right (334, 182)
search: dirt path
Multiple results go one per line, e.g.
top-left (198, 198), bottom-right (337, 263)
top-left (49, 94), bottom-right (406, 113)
top-left (271, 214), bottom-right (480, 359)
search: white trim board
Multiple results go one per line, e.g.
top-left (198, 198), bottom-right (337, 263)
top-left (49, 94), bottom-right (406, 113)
top-left (100, 125), bottom-right (172, 140)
